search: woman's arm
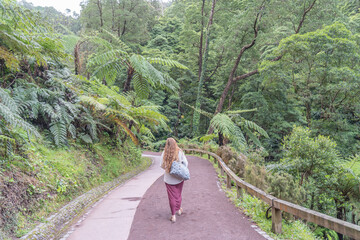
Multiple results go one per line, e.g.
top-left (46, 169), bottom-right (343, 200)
top-left (160, 151), bottom-right (165, 169)
top-left (180, 150), bottom-right (188, 167)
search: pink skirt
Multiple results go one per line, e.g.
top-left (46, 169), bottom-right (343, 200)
top-left (165, 181), bottom-right (184, 215)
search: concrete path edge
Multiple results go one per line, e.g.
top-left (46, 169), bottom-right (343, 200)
top-left (21, 157), bottom-right (152, 240)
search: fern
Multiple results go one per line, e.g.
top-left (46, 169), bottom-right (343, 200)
top-left (79, 133), bottom-right (93, 144)
top-left (210, 113), bottom-right (247, 150)
top-left (226, 108), bottom-right (258, 115)
top-left (101, 29), bottom-right (132, 53)
top-left (139, 125), bottom-right (155, 141)
top-left (199, 133), bottom-right (217, 142)
top-left (181, 101), bottom-right (213, 118)
top-left (49, 121), bottom-right (67, 146)
top-left (68, 123), bottom-right (76, 139)
top-left (146, 57), bottom-right (188, 69)
top-left (80, 96), bottom-right (107, 111)
top-left (240, 119), bottom-right (269, 138)
top-left (0, 102), bottom-right (39, 137)
top-left (132, 72), bottom-right (150, 99)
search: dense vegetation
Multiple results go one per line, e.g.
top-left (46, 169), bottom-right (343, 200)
top-left (0, 0), bottom-right (359, 239)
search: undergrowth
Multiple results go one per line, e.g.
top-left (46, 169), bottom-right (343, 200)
top-left (0, 138), bottom-right (143, 239)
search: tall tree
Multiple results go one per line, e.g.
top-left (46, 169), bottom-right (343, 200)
top-left (192, 0), bottom-right (216, 136)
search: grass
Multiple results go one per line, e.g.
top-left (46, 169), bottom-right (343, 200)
top-left (0, 139), bottom-right (145, 238)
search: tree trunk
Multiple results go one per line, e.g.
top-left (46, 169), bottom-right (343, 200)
top-left (218, 132), bottom-right (224, 146)
top-left (335, 202), bottom-right (344, 240)
top-left (174, 96), bottom-right (182, 138)
top-left (193, 0), bottom-right (216, 136)
top-left (96, 0), bottom-right (104, 29)
top-left (198, 0), bottom-right (206, 80)
top-left (123, 67), bottom-right (134, 92)
top-left (74, 42), bottom-right (81, 75)
top-left (305, 102), bottom-right (311, 127)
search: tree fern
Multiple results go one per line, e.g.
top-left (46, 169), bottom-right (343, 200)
top-left (139, 125), bottom-right (155, 141)
top-left (210, 113), bottom-right (247, 150)
top-left (146, 57), bottom-right (188, 69)
top-left (240, 119), bottom-right (269, 139)
top-left (199, 133), bottom-right (217, 142)
top-left (79, 96), bottom-right (107, 111)
top-left (131, 73), bottom-right (148, 99)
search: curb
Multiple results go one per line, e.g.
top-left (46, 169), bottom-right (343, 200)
top-left (21, 157), bottom-right (152, 240)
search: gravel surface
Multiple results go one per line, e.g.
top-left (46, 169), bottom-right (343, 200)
top-left (128, 154), bottom-right (266, 240)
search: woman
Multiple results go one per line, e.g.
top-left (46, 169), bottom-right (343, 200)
top-left (160, 138), bottom-right (189, 223)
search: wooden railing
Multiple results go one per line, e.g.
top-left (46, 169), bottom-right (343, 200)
top-left (184, 149), bottom-right (360, 239)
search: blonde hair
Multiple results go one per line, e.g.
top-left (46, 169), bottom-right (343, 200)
top-left (161, 138), bottom-right (180, 173)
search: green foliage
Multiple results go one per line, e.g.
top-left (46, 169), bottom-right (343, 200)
top-left (0, 138), bottom-right (145, 236)
top-left (85, 32), bottom-right (186, 98)
top-left (260, 22), bottom-right (360, 157)
top-left (279, 126), bottom-right (340, 183)
top-left (223, 179), bottom-right (317, 240)
top-left (210, 113), bottom-right (247, 150)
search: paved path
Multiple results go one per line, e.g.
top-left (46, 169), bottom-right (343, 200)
top-left (128, 154), bottom-right (267, 240)
top-left (64, 153), bottom-right (163, 240)
top-left (64, 152), bottom-right (269, 240)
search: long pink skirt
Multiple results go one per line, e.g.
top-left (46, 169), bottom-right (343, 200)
top-left (165, 181), bottom-right (184, 215)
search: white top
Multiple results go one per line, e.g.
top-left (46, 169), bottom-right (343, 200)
top-left (160, 150), bottom-right (189, 185)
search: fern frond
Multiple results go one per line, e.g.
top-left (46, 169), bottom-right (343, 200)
top-left (139, 125), bottom-right (155, 140)
top-left (132, 72), bottom-right (149, 99)
top-left (101, 29), bottom-right (132, 53)
top-left (226, 108), bottom-right (258, 115)
top-left (111, 116), bottom-right (139, 145)
top-left (130, 54), bottom-right (179, 93)
top-left (0, 88), bottom-right (19, 114)
top-left (147, 57), bottom-right (188, 69)
top-left (199, 133), bottom-right (217, 142)
top-left (80, 133), bottom-right (93, 144)
top-left (0, 46), bottom-right (19, 71)
top-left (210, 113), bottom-right (247, 150)
top-left (79, 96), bottom-right (107, 111)
top-left (243, 127), bottom-right (262, 147)
top-left (0, 102), bottom-right (40, 137)
top-left (85, 78), bottom-right (131, 106)
top-left (0, 134), bottom-right (16, 145)
top-left (131, 105), bottom-right (168, 128)
top-left (49, 121), bottom-right (67, 146)
top-left (181, 101), bottom-right (213, 118)
top-left (104, 108), bottom-right (136, 123)
top-left (68, 123), bottom-right (76, 139)
top-left (241, 119), bottom-right (269, 138)
top-left (87, 49), bottom-right (128, 69)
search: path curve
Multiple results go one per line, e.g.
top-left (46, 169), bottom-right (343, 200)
top-left (63, 152), bottom-right (270, 240)
top-left (128, 154), bottom-right (268, 240)
top-left (63, 152), bottom-right (163, 240)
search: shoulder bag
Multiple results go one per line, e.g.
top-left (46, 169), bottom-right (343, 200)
top-left (170, 161), bottom-right (190, 180)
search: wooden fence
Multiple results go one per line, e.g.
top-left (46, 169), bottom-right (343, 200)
top-left (184, 149), bottom-right (360, 239)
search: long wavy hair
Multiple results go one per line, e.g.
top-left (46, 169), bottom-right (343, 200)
top-left (161, 138), bottom-right (180, 173)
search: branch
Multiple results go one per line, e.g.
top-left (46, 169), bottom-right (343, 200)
top-left (205, 47), bottom-right (224, 82)
top-left (232, 1), bottom-right (317, 82)
top-left (233, 69), bottom-right (259, 82)
top-left (295, 0), bottom-right (317, 34)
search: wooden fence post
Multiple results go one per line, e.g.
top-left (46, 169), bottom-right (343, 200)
top-left (236, 185), bottom-right (243, 198)
top-left (226, 174), bottom-right (231, 189)
top-left (213, 156), bottom-right (216, 164)
top-left (272, 203), bottom-right (282, 234)
top-left (208, 154), bottom-right (210, 159)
